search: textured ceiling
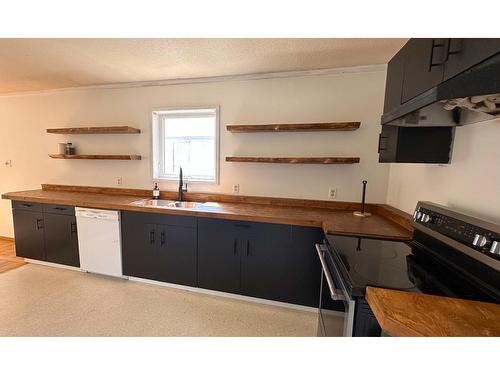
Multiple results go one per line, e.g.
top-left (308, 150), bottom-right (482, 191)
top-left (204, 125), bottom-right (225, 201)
top-left (0, 38), bottom-right (407, 94)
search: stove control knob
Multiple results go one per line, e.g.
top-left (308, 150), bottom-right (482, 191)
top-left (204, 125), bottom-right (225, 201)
top-left (421, 214), bottom-right (432, 223)
top-left (490, 241), bottom-right (500, 255)
top-left (413, 210), bottom-right (422, 221)
top-left (473, 234), bottom-right (491, 248)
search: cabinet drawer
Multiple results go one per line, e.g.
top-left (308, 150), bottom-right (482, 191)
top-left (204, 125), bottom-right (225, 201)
top-left (12, 201), bottom-right (44, 212)
top-left (43, 204), bottom-right (75, 216)
top-left (123, 210), bottom-right (197, 228)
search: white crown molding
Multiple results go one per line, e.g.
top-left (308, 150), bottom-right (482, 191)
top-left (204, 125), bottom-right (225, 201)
top-left (0, 63), bottom-right (387, 98)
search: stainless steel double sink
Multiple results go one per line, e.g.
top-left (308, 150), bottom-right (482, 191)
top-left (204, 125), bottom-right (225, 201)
top-left (130, 199), bottom-right (206, 209)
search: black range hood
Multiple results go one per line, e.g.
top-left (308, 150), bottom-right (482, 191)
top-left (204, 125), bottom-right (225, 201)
top-left (382, 52), bottom-right (500, 127)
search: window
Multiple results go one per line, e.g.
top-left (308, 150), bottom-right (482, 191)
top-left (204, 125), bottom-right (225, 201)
top-left (152, 107), bottom-right (219, 183)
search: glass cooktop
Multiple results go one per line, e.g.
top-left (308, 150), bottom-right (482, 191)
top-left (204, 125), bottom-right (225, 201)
top-left (326, 234), bottom-right (417, 294)
top-left (325, 233), bottom-right (498, 303)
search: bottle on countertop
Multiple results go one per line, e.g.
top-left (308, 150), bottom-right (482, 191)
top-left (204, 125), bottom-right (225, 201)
top-left (152, 183), bottom-right (160, 200)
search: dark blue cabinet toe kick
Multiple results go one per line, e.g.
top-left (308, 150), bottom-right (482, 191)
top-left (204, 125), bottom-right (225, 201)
top-left (12, 201), bottom-right (323, 308)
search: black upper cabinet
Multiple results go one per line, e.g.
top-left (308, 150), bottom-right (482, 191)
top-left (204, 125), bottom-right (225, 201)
top-left (121, 211), bottom-right (197, 287)
top-left (12, 208), bottom-right (45, 261)
top-left (443, 38), bottom-right (500, 81)
top-left (401, 39), bottom-right (447, 103)
top-left (43, 213), bottom-right (80, 267)
top-left (383, 47), bottom-right (406, 114)
top-left (197, 218), bottom-right (241, 294)
top-left (384, 38), bottom-right (500, 113)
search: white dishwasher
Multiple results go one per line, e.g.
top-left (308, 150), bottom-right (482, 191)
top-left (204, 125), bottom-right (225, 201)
top-left (75, 207), bottom-right (123, 277)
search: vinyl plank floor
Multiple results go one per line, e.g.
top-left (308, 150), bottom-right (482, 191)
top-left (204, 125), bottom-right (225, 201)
top-left (0, 264), bottom-right (325, 337)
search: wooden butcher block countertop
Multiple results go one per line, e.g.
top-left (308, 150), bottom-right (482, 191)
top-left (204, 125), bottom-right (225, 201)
top-left (366, 287), bottom-right (500, 337)
top-left (2, 185), bottom-right (413, 240)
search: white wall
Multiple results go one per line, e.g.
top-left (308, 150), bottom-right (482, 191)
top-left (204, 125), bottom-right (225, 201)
top-left (386, 119), bottom-right (500, 223)
top-left (0, 70), bottom-right (389, 237)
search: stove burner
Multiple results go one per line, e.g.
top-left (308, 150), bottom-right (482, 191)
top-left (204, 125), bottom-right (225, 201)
top-left (353, 261), bottom-right (415, 290)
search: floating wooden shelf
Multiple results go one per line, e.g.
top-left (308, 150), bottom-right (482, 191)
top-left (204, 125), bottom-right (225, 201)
top-left (48, 154), bottom-right (142, 160)
top-left (225, 157), bottom-right (360, 164)
top-left (226, 122), bottom-right (360, 133)
top-left (46, 126), bottom-right (141, 134)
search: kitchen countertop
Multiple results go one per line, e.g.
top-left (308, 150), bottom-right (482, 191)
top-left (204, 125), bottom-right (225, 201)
top-left (2, 188), bottom-right (412, 240)
top-left (366, 287), bottom-right (500, 337)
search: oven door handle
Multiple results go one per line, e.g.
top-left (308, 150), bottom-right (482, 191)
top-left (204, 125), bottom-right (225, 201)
top-left (315, 243), bottom-right (346, 301)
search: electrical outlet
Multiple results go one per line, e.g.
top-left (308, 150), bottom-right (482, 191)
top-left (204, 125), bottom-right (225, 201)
top-left (328, 187), bottom-right (338, 199)
top-left (116, 177), bottom-right (123, 186)
top-left (4, 160), bottom-right (12, 167)
top-left (232, 184), bottom-right (240, 193)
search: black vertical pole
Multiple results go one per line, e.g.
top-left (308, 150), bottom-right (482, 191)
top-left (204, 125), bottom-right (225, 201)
top-left (361, 180), bottom-right (367, 214)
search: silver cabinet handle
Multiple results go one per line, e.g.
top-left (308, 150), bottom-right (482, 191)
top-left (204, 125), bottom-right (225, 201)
top-left (315, 243), bottom-right (346, 301)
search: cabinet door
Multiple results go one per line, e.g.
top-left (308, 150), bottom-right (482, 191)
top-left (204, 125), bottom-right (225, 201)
top-left (43, 213), bottom-right (80, 267)
top-left (197, 218), bottom-right (241, 294)
top-left (443, 38), bottom-right (500, 81)
top-left (401, 38), bottom-right (446, 102)
top-left (383, 47), bottom-right (406, 114)
top-left (156, 224), bottom-right (197, 287)
top-left (240, 222), bottom-right (291, 303)
top-left (121, 212), bottom-right (158, 281)
top-left (241, 223), bottom-right (322, 307)
top-left (12, 209), bottom-right (45, 260)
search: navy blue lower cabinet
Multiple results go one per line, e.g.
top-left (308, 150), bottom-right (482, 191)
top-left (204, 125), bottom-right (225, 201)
top-left (11, 201), bottom-right (80, 266)
top-left (197, 217), bottom-right (322, 307)
top-left (43, 213), bottom-right (80, 267)
top-left (156, 224), bottom-right (197, 286)
top-left (12, 208), bottom-right (46, 261)
top-left (241, 224), bottom-right (322, 307)
top-left (121, 211), bottom-right (197, 287)
top-left (197, 218), bottom-right (241, 294)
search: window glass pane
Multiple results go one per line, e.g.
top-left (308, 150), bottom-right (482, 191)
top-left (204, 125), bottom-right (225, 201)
top-left (161, 112), bottom-right (216, 181)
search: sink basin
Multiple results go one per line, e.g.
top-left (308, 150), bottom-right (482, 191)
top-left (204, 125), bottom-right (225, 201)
top-left (131, 199), bottom-right (205, 209)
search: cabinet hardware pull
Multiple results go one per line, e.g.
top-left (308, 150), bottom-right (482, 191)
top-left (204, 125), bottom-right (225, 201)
top-left (160, 231), bottom-right (165, 246)
top-left (36, 218), bottom-right (44, 230)
top-left (445, 38), bottom-right (461, 62)
top-left (70, 222), bottom-right (77, 234)
top-left (149, 230), bottom-right (155, 245)
top-left (235, 224), bottom-right (250, 228)
top-left (429, 39), bottom-right (446, 71)
top-left (21, 203), bottom-right (33, 207)
top-left (246, 240), bottom-right (250, 256)
top-left (233, 239), bottom-right (237, 255)
top-left (54, 207), bottom-right (67, 211)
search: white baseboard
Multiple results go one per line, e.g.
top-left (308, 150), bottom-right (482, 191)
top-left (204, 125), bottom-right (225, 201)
top-left (24, 258), bottom-right (83, 272)
top-left (127, 276), bottom-right (319, 313)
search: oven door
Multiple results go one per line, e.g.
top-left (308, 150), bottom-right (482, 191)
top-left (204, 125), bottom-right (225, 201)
top-left (316, 243), bottom-right (355, 337)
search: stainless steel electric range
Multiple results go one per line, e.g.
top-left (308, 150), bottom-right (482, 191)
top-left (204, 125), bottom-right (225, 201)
top-left (316, 201), bottom-right (500, 337)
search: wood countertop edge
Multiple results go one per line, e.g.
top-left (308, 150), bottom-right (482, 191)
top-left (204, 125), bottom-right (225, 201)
top-left (1, 190), bottom-right (413, 240)
top-left (366, 287), bottom-right (425, 337)
top-left (366, 287), bottom-right (500, 337)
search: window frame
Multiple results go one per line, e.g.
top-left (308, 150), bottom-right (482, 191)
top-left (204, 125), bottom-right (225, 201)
top-left (151, 105), bottom-right (220, 184)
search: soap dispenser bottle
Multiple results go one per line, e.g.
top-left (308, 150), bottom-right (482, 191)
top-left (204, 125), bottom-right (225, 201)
top-left (152, 183), bottom-right (160, 200)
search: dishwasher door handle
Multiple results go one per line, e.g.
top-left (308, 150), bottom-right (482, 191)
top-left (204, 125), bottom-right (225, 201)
top-left (315, 243), bottom-right (346, 301)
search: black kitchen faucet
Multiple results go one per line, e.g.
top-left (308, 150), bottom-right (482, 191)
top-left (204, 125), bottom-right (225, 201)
top-left (178, 167), bottom-right (188, 201)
